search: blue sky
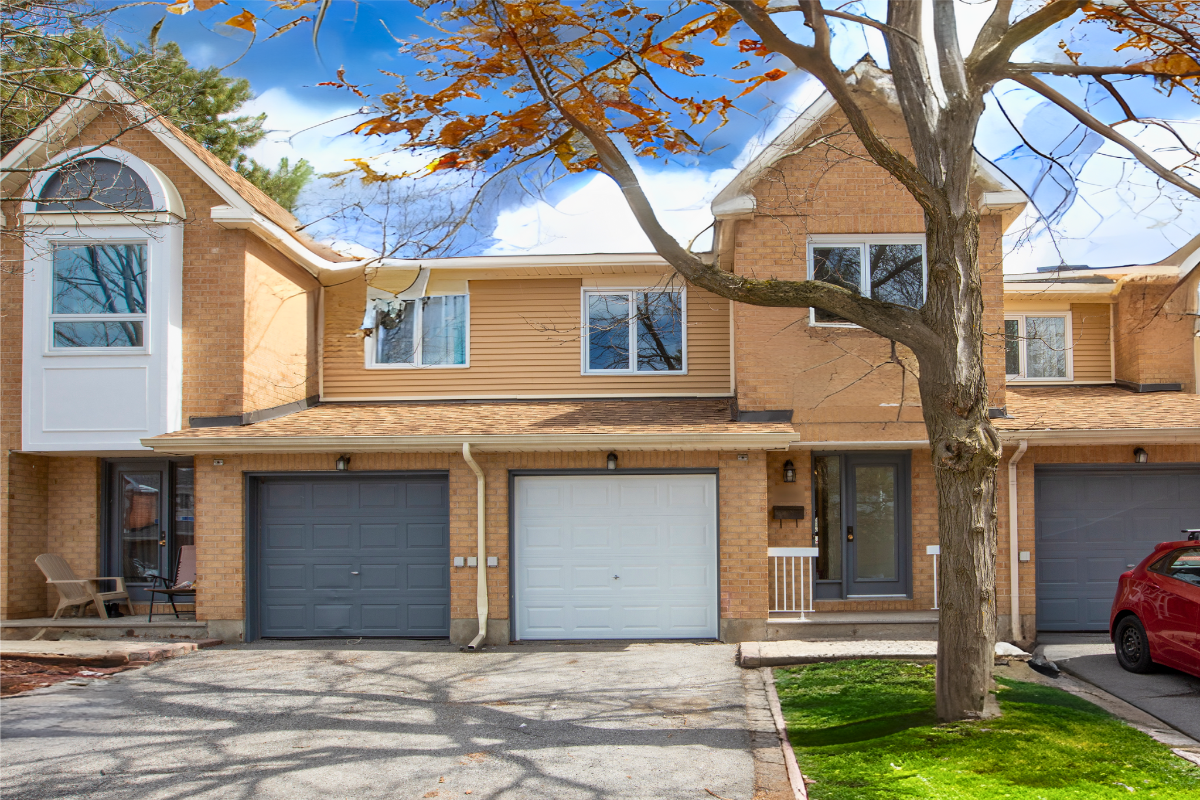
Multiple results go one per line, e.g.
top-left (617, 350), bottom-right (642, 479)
top-left (101, 1), bottom-right (1200, 271)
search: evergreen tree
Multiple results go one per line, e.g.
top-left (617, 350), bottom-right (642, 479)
top-left (2, 19), bottom-right (312, 210)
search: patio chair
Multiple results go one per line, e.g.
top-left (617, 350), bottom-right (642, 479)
top-left (147, 545), bottom-right (197, 622)
top-left (34, 554), bottom-right (133, 620)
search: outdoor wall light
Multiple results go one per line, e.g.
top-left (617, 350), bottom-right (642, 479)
top-left (607, 452), bottom-right (618, 470)
top-left (336, 454), bottom-right (352, 471)
top-left (782, 459), bottom-right (796, 483)
top-left (1134, 447), bottom-right (1149, 464)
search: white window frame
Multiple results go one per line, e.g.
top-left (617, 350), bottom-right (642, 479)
top-left (45, 238), bottom-right (151, 355)
top-left (580, 286), bottom-right (688, 375)
top-left (806, 234), bottom-right (927, 328)
top-left (1004, 313), bottom-right (1074, 382)
top-left (363, 294), bottom-right (471, 370)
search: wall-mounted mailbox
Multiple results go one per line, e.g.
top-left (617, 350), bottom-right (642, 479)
top-left (772, 505), bottom-right (805, 520)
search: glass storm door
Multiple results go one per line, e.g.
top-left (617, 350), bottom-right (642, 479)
top-left (107, 459), bottom-right (193, 601)
top-left (846, 454), bottom-right (909, 596)
top-left (813, 452), bottom-right (911, 598)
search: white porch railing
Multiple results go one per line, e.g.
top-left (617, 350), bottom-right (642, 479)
top-left (768, 547), bottom-right (818, 620)
top-left (927, 545), bottom-right (940, 610)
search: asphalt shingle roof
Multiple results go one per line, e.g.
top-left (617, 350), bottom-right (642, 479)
top-left (998, 385), bottom-right (1200, 432)
top-left (155, 398), bottom-right (793, 440)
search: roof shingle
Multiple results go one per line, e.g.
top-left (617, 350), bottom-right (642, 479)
top-left (998, 386), bottom-right (1200, 432)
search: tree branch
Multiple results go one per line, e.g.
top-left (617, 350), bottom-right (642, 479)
top-left (970, 0), bottom-right (1086, 83)
top-left (1008, 62), bottom-right (1200, 78)
top-left (1012, 73), bottom-right (1200, 200)
top-left (767, 4), bottom-right (918, 43)
top-left (722, 0), bottom-right (941, 211)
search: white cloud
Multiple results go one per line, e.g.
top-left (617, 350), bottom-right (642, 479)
top-left (236, 87), bottom-right (423, 176)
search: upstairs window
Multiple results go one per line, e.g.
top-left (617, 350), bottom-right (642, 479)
top-left (808, 237), bottom-right (925, 325)
top-left (50, 242), bottom-right (147, 348)
top-left (1005, 314), bottom-right (1070, 380)
top-left (584, 289), bottom-right (685, 373)
top-left (37, 158), bottom-right (154, 212)
top-left (371, 294), bottom-right (469, 367)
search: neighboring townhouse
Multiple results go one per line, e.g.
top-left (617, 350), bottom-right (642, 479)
top-left (3, 69), bottom-right (1197, 647)
top-left (995, 242), bottom-right (1200, 641)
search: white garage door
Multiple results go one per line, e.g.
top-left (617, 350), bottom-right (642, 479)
top-left (514, 474), bottom-right (719, 640)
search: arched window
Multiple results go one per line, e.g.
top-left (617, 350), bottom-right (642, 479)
top-left (37, 158), bottom-right (154, 212)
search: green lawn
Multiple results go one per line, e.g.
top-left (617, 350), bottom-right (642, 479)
top-left (775, 659), bottom-right (1200, 800)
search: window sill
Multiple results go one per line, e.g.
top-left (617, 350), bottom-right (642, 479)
top-left (363, 362), bottom-right (470, 370)
top-left (580, 370), bottom-right (690, 376)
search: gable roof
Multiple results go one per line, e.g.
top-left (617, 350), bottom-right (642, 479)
top-left (0, 74), bottom-right (354, 272)
top-left (711, 60), bottom-right (1027, 222)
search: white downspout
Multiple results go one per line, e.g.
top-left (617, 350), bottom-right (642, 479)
top-left (462, 443), bottom-right (488, 650)
top-left (1008, 439), bottom-right (1029, 642)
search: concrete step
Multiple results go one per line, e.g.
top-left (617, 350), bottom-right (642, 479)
top-left (766, 611), bottom-right (939, 642)
top-left (1, 617), bottom-right (209, 641)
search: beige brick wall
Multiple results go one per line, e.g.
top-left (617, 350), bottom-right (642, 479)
top-left (1114, 277), bottom-right (1196, 391)
top-left (192, 449), bottom-right (771, 631)
top-left (1, 455), bottom-right (50, 618)
top-left (729, 106), bottom-right (1008, 425)
top-left (45, 458), bottom-right (102, 613)
top-left (243, 237), bottom-right (320, 410)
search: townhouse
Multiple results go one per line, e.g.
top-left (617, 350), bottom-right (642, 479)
top-left (2, 70), bottom-right (1197, 645)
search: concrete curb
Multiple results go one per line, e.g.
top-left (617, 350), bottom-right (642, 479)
top-left (738, 640), bottom-right (937, 668)
top-left (760, 667), bottom-right (807, 800)
top-left (1, 639), bottom-right (219, 666)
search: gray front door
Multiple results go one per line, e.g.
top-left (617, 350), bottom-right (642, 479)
top-left (1035, 465), bottom-right (1200, 631)
top-left (255, 474), bottom-right (450, 638)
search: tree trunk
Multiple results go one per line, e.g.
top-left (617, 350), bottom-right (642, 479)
top-left (917, 207), bottom-right (1002, 722)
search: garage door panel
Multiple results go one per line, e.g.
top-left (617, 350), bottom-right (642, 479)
top-left (1036, 467), bottom-right (1200, 632)
top-left (313, 605), bottom-right (352, 629)
top-left (264, 564), bottom-right (305, 589)
top-left (257, 476), bottom-right (450, 638)
top-left (361, 564), bottom-right (401, 589)
top-left (265, 525), bottom-right (305, 549)
top-left (1039, 517), bottom-right (1080, 543)
top-left (313, 483), bottom-right (352, 509)
top-left (314, 565), bottom-right (353, 588)
top-left (515, 475), bottom-right (717, 640)
top-left (620, 524), bottom-right (660, 548)
top-left (264, 483), bottom-right (306, 509)
top-left (313, 524), bottom-right (352, 549)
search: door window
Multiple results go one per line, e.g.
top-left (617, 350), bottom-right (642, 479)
top-left (853, 464), bottom-right (898, 581)
top-left (118, 470), bottom-right (162, 580)
top-left (107, 458), bottom-right (194, 600)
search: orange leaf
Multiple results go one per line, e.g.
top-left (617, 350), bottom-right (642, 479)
top-left (195, 0), bottom-right (227, 10)
top-left (1131, 53), bottom-right (1200, 76)
top-left (166, 1), bottom-right (192, 14)
top-left (223, 9), bottom-right (257, 33)
top-left (733, 68), bottom-right (789, 98)
top-left (353, 117), bottom-right (412, 136)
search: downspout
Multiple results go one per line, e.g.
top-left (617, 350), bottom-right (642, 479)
top-left (462, 443), bottom-right (488, 650)
top-left (1007, 439), bottom-right (1029, 642)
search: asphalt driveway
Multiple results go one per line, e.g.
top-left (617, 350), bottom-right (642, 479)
top-left (0, 640), bottom-right (760, 800)
top-left (1040, 635), bottom-right (1200, 741)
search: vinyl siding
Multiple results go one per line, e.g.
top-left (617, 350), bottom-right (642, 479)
top-left (321, 275), bottom-right (731, 398)
top-left (1071, 303), bottom-right (1113, 382)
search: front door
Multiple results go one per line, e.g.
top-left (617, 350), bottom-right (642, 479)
top-left (106, 458), bottom-right (194, 601)
top-left (813, 452), bottom-right (911, 599)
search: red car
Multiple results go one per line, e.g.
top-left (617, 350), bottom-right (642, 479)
top-left (1110, 533), bottom-right (1200, 678)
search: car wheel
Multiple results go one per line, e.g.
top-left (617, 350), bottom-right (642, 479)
top-left (1114, 616), bottom-right (1154, 673)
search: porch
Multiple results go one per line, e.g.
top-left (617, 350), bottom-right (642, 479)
top-left (766, 547), bottom-right (939, 641)
top-left (0, 616), bottom-right (209, 641)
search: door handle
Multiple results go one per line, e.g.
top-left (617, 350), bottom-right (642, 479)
top-left (351, 571), bottom-right (360, 576)
top-left (613, 575), bottom-right (620, 580)
top-left (158, 538), bottom-right (166, 546)
top-left (846, 526), bottom-right (854, 542)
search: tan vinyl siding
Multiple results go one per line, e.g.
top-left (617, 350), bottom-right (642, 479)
top-left (1071, 303), bottom-right (1112, 382)
top-left (321, 275), bottom-right (731, 398)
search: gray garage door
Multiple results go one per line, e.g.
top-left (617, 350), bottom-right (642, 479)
top-left (255, 474), bottom-right (450, 638)
top-left (1035, 465), bottom-right (1200, 631)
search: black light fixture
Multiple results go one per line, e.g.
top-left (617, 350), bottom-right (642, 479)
top-left (782, 459), bottom-right (796, 483)
top-left (607, 452), bottom-right (618, 470)
top-left (336, 454), bottom-right (351, 471)
top-left (1134, 447), bottom-right (1149, 464)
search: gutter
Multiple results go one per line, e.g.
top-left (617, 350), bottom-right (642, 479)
top-left (140, 431), bottom-right (799, 455)
top-left (1007, 439), bottom-right (1029, 643)
top-left (995, 428), bottom-right (1200, 446)
top-left (461, 443), bottom-right (488, 651)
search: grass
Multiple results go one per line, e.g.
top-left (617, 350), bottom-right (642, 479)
top-left (774, 659), bottom-right (1200, 800)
